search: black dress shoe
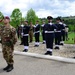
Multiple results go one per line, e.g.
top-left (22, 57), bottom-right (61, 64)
top-left (6, 64), bottom-right (14, 72)
top-left (34, 45), bottom-right (39, 47)
top-left (59, 43), bottom-right (64, 46)
top-left (42, 42), bottom-right (45, 44)
top-left (54, 47), bottom-right (59, 50)
top-left (23, 49), bottom-right (28, 52)
top-left (45, 51), bottom-right (52, 55)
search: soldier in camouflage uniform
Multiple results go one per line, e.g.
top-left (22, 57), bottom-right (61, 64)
top-left (29, 22), bottom-right (34, 43)
top-left (0, 16), bottom-right (17, 72)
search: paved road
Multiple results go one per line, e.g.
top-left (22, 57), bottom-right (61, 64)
top-left (0, 53), bottom-right (75, 75)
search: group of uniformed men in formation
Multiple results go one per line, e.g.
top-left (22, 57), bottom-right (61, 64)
top-left (17, 16), bottom-right (68, 55)
top-left (0, 16), bottom-right (69, 72)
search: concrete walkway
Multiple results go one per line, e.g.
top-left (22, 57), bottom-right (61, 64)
top-left (0, 53), bottom-right (75, 75)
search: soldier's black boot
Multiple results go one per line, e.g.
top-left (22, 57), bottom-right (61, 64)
top-left (3, 64), bottom-right (9, 71)
top-left (0, 41), bottom-right (1, 43)
top-left (6, 64), bottom-right (14, 72)
top-left (73, 57), bottom-right (75, 59)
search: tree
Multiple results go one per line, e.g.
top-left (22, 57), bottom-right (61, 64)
top-left (0, 11), bottom-right (4, 23)
top-left (10, 8), bottom-right (22, 27)
top-left (26, 8), bottom-right (38, 25)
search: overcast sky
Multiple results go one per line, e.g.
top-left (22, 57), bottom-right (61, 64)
top-left (0, 0), bottom-right (75, 18)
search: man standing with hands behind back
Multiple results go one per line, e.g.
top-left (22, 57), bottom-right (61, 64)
top-left (0, 16), bottom-right (17, 72)
top-left (44, 16), bottom-right (57, 55)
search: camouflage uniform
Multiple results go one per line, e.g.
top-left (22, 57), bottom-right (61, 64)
top-left (0, 25), bottom-right (17, 65)
top-left (29, 25), bottom-right (34, 42)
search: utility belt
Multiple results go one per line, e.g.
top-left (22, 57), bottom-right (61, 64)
top-left (55, 31), bottom-right (61, 32)
top-left (34, 31), bottom-right (40, 33)
top-left (23, 34), bottom-right (29, 36)
top-left (45, 31), bottom-right (54, 33)
top-left (61, 29), bottom-right (65, 31)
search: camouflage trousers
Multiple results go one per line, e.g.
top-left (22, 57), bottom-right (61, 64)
top-left (29, 31), bottom-right (33, 42)
top-left (2, 45), bottom-right (14, 64)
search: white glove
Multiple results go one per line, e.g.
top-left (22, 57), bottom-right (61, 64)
top-left (45, 31), bottom-right (48, 33)
top-left (21, 33), bottom-right (23, 36)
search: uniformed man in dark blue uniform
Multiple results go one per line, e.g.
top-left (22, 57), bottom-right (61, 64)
top-left (22, 21), bottom-right (30, 52)
top-left (19, 22), bottom-right (24, 45)
top-left (44, 16), bottom-right (57, 55)
top-left (41, 20), bottom-right (46, 44)
top-left (54, 17), bottom-right (65, 50)
top-left (34, 21), bottom-right (40, 47)
top-left (60, 19), bottom-right (65, 45)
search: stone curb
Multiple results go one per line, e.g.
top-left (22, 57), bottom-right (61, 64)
top-left (0, 49), bottom-right (75, 64)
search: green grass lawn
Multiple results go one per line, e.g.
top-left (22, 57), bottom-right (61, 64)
top-left (65, 32), bottom-right (75, 44)
top-left (33, 32), bottom-right (75, 44)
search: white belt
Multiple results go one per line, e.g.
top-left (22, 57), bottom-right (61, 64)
top-left (35, 31), bottom-right (40, 33)
top-left (45, 31), bottom-right (54, 33)
top-left (23, 34), bottom-right (29, 36)
top-left (55, 31), bottom-right (61, 32)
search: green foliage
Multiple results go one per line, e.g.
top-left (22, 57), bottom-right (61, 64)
top-left (0, 12), bottom-right (4, 19)
top-left (10, 8), bottom-right (22, 27)
top-left (0, 12), bottom-right (4, 24)
top-left (26, 8), bottom-right (38, 25)
top-left (68, 24), bottom-right (75, 32)
top-left (65, 32), bottom-right (75, 44)
top-left (33, 32), bottom-right (75, 44)
top-left (64, 19), bottom-right (75, 32)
